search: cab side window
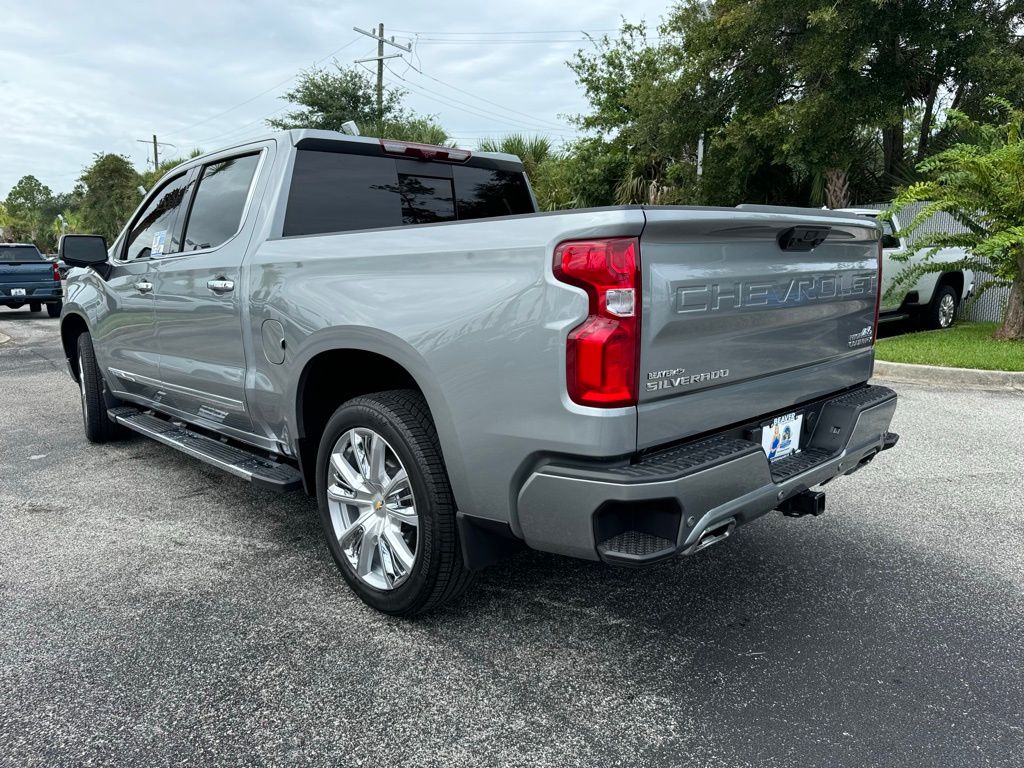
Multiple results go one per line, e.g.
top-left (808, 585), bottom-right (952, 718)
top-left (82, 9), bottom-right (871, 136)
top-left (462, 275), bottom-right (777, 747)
top-left (181, 154), bottom-right (260, 251)
top-left (122, 174), bottom-right (191, 260)
top-left (881, 220), bottom-right (901, 250)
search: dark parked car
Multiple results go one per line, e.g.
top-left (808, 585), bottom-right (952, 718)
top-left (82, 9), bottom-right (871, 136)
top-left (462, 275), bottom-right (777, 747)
top-left (0, 243), bottom-right (64, 316)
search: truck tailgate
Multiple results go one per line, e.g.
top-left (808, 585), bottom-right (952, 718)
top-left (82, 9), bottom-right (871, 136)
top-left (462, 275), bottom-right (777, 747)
top-left (637, 206), bottom-right (880, 449)
top-left (0, 262), bottom-right (54, 284)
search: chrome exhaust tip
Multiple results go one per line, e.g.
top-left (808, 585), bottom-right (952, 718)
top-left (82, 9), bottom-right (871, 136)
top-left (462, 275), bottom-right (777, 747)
top-left (693, 517), bottom-right (736, 553)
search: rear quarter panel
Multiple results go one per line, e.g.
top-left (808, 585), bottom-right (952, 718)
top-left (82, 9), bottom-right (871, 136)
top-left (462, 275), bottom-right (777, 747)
top-left (245, 209), bottom-right (646, 528)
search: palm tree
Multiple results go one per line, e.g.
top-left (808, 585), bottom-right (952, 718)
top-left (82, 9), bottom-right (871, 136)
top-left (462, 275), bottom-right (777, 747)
top-left (477, 135), bottom-right (553, 179)
top-left (889, 98), bottom-right (1024, 340)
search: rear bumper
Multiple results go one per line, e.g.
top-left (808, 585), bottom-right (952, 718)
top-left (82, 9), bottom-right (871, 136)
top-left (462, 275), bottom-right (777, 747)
top-left (516, 384), bottom-right (898, 564)
top-left (0, 283), bottom-right (63, 305)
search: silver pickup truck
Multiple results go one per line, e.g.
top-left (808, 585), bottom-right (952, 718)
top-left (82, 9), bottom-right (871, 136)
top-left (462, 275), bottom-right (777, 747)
top-left (58, 131), bottom-right (899, 616)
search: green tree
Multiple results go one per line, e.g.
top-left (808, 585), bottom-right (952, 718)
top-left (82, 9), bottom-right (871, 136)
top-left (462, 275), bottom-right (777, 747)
top-left (78, 154), bottom-right (142, 243)
top-left (0, 202), bottom-right (10, 240)
top-left (478, 135), bottom-right (554, 179)
top-left (3, 174), bottom-right (54, 247)
top-left (382, 117), bottom-right (452, 146)
top-left (269, 63), bottom-right (449, 143)
top-left (569, 2), bottom-right (1024, 208)
top-left (570, 23), bottom-right (699, 205)
top-left (5, 174), bottom-right (52, 215)
top-left (889, 100), bottom-right (1024, 340)
top-left (50, 209), bottom-right (86, 242)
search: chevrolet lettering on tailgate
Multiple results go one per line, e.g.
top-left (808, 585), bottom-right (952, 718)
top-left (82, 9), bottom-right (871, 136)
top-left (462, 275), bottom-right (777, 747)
top-left (673, 272), bottom-right (877, 314)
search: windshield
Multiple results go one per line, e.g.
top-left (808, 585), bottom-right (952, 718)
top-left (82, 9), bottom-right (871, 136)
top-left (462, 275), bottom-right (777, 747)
top-left (0, 245), bottom-right (45, 262)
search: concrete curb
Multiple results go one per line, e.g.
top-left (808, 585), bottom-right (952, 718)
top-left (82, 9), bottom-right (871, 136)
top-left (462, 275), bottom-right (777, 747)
top-left (873, 359), bottom-right (1024, 392)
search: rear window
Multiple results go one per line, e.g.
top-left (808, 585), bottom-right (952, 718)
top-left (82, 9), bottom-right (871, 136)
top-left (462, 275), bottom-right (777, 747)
top-left (880, 219), bottom-right (900, 249)
top-left (454, 165), bottom-right (535, 221)
top-left (0, 245), bottom-right (44, 262)
top-left (282, 150), bottom-right (533, 237)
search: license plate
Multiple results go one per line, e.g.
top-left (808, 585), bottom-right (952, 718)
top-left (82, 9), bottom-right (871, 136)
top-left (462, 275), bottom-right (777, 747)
top-left (761, 413), bottom-right (803, 461)
top-left (11, 288), bottom-right (26, 296)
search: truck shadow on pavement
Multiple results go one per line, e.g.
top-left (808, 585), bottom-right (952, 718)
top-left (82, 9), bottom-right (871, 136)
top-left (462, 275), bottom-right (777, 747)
top-left (238, 477), bottom-right (1020, 763)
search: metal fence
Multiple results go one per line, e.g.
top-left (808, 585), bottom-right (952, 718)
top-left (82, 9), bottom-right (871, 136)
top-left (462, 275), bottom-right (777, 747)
top-left (864, 201), bottom-right (1008, 322)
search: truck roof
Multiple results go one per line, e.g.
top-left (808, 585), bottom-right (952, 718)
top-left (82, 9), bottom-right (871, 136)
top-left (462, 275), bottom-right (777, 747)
top-left (190, 129), bottom-right (523, 169)
top-left (833, 207), bottom-right (882, 217)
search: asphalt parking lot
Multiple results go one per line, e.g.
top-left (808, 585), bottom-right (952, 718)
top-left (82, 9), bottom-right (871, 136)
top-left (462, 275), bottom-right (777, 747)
top-left (1, 310), bottom-right (1022, 767)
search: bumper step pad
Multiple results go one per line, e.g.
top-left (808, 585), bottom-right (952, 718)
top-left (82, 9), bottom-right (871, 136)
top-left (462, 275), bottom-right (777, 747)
top-left (108, 406), bottom-right (302, 491)
top-left (769, 447), bottom-right (834, 482)
top-left (597, 530), bottom-right (676, 565)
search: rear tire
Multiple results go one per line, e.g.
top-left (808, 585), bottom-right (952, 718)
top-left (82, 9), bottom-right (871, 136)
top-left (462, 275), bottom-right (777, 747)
top-left (77, 332), bottom-right (128, 443)
top-left (922, 284), bottom-right (959, 330)
top-left (316, 389), bottom-right (473, 616)
top-left (30, 302), bottom-right (41, 313)
top-left (47, 301), bottom-right (62, 318)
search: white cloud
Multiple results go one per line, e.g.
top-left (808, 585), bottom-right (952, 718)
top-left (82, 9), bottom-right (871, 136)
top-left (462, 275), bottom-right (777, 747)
top-left (0, 0), bottom-right (668, 197)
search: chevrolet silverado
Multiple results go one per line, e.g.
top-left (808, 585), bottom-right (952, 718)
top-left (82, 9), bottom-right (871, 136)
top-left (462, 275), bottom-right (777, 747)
top-left (58, 131), bottom-right (899, 615)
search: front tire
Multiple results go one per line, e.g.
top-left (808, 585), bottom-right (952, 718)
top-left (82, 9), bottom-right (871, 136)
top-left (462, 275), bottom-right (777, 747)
top-left (47, 301), bottom-right (62, 318)
top-left (316, 390), bottom-right (472, 616)
top-left (77, 332), bottom-right (128, 443)
top-left (923, 284), bottom-right (959, 330)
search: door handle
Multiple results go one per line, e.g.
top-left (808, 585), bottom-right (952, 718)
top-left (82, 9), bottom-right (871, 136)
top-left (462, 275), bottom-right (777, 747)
top-left (207, 278), bottom-right (235, 294)
top-left (134, 280), bottom-right (153, 294)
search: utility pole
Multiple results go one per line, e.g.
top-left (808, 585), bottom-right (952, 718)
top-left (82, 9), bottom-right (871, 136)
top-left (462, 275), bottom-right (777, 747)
top-left (135, 135), bottom-right (176, 170)
top-left (376, 22), bottom-right (384, 121)
top-left (353, 24), bottom-right (411, 126)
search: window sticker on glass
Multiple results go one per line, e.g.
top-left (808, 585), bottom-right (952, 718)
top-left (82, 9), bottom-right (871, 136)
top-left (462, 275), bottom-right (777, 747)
top-left (150, 230), bottom-right (167, 256)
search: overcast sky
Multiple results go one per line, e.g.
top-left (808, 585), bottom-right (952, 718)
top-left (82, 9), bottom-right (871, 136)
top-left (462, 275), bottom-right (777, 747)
top-left (0, 0), bottom-right (669, 198)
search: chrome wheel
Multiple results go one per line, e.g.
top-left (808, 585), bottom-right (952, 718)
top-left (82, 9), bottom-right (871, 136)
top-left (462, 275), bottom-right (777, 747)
top-left (326, 427), bottom-right (418, 591)
top-left (938, 292), bottom-right (956, 328)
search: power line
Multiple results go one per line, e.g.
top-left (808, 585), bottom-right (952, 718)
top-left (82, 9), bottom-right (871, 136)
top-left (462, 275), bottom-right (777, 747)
top-left (190, 107), bottom-right (288, 148)
top-left (382, 63), bottom-right (577, 134)
top-left (387, 28), bottom-right (620, 35)
top-left (161, 36), bottom-right (362, 139)
top-left (400, 61), bottom-right (570, 131)
top-left (179, 25), bottom-right (588, 152)
top-left (406, 35), bottom-right (664, 45)
top-left (415, 39), bottom-right (602, 45)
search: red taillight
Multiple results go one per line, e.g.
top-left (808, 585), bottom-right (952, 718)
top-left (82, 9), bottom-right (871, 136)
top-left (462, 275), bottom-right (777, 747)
top-left (553, 238), bottom-right (640, 407)
top-left (53, 262), bottom-right (61, 281)
top-left (873, 239), bottom-right (883, 344)
top-left (380, 139), bottom-right (471, 162)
